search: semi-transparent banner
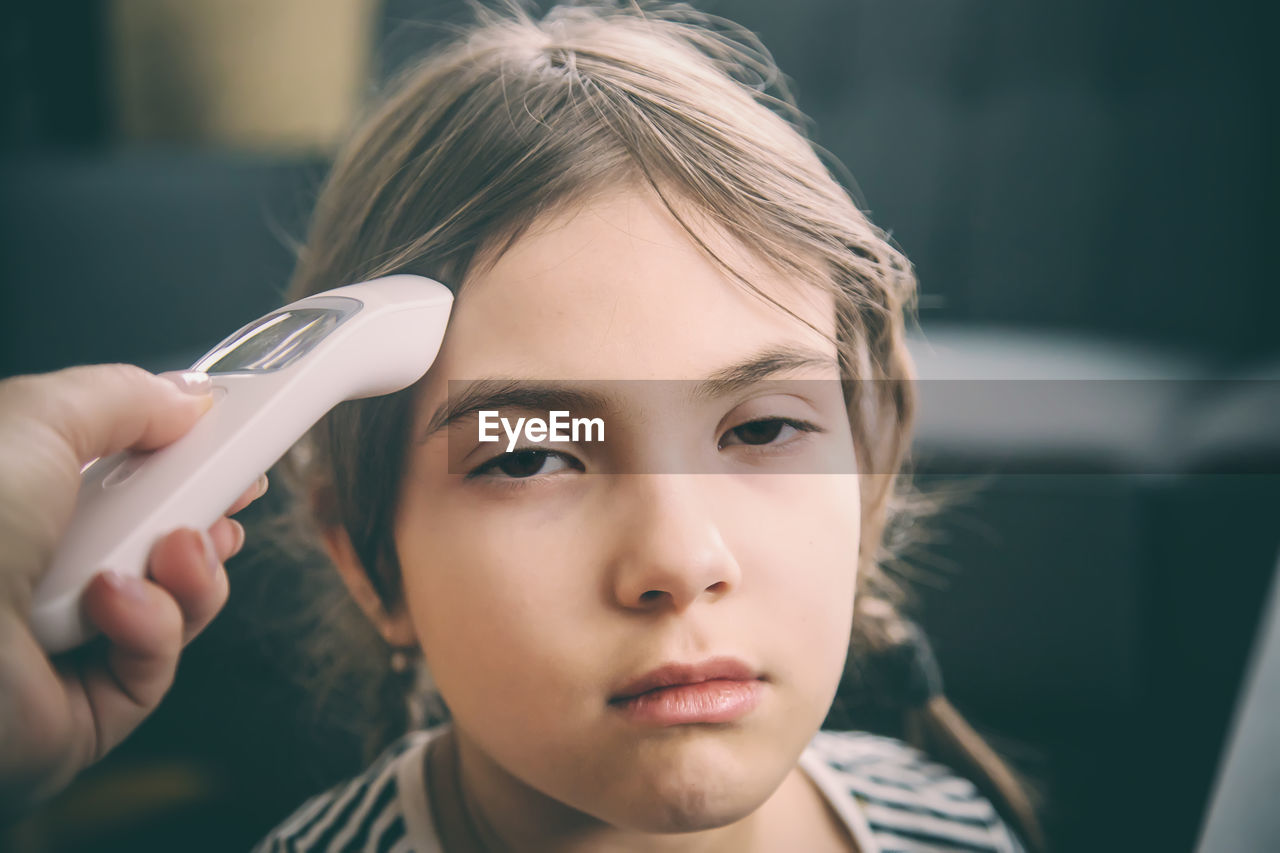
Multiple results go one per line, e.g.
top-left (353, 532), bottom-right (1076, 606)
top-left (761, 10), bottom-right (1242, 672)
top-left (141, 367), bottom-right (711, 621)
top-left (431, 379), bottom-right (1279, 476)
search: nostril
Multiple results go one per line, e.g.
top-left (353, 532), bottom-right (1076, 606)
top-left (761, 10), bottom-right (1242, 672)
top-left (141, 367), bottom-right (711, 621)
top-left (639, 590), bottom-right (664, 604)
top-left (706, 581), bottom-right (729, 594)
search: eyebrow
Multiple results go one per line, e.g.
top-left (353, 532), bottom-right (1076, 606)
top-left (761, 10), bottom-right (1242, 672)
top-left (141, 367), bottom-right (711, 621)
top-left (419, 344), bottom-right (838, 440)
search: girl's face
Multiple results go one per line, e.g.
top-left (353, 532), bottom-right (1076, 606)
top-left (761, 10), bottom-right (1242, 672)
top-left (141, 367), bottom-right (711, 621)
top-left (391, 187), bottom-right (861, 834)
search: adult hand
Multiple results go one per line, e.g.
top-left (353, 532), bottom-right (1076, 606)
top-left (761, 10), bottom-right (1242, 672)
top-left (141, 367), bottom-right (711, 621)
top-left (0, 364), bottom-right (267, 820)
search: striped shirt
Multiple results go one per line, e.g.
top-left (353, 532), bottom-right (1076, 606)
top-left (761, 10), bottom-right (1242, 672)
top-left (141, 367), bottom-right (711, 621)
top-left (254, 727), bottom-right (1026, 852)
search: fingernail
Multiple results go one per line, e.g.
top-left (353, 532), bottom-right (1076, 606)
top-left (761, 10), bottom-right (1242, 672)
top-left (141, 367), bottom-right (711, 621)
top-left (102, 570), bottom-right (149, 602)
top-left (197, 529), bottom-right (221, 578)
top-left (227, 519), bottom-right (246, 554)
top-left (254, 473), bottom-right (269, 498)
top-left (159, 370), bottom-right (212, 396)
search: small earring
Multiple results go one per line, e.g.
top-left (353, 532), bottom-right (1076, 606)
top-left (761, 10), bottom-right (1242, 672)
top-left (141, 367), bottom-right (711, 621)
top-left (389, 647), bottom-right (414, 674)
top-left (388, 647), bottom-right (447, 729)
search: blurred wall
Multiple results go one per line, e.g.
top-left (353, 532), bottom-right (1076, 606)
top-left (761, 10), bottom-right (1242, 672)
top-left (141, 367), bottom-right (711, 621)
top-left (110, 0), bottom-right (378, 151)
top-left (696, 0), bottom-right (1275, 360)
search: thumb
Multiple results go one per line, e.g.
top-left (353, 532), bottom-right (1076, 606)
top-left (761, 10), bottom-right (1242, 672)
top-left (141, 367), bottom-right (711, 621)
top-left (0, 364), bottom-right (215, 604)
top-left (6, 364), bottom-right (215, 467)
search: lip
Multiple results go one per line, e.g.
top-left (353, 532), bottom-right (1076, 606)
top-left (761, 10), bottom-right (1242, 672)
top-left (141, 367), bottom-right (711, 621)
top-left (608, 657), bottom-right (765, 725)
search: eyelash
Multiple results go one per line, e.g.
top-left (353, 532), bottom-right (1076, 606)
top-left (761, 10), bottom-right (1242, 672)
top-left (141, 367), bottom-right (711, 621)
top-left (464, 417), bottom-right (824, 489)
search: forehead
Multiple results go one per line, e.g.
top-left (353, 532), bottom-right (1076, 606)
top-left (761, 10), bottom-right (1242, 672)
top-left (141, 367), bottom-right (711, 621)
top-left (430, 187), bottom-right (837, 382)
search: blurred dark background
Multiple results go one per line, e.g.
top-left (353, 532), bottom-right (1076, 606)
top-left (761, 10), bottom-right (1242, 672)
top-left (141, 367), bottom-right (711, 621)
top-left (2, 1), bottom-right (1276, 851)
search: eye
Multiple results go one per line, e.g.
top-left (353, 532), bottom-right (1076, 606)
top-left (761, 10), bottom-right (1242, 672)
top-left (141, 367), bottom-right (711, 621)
top-left (468, 448), bottom-right (580, 481)
top-left (719, 417), bottom-right (820, 450)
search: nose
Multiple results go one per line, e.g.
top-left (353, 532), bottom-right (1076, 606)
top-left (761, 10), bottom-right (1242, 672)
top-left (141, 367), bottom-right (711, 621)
top-left (607, 475), bottom-right (742, 613)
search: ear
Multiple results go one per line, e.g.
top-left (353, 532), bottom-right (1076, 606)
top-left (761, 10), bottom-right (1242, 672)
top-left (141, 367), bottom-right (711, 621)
top-left (321, 524), bottom-right (418, 648)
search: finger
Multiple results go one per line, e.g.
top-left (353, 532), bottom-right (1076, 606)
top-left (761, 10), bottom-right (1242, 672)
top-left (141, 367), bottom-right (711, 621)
top-left (224, 474), bottom-right (269, 516)
top-left (71, 570), bottom-right (185, 758)
top-left (0, 366), bottom-right (218, 600)
top-left (0, 364), bottom-right (214, 470)
top-left (146, 528), bottom-right (230, 645)
top-left (207, 517), bottom-right (246, 563)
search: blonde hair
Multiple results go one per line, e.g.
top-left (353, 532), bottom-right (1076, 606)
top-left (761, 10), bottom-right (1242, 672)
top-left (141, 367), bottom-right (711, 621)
top-left (276, 3), bottom-right (1043, 848)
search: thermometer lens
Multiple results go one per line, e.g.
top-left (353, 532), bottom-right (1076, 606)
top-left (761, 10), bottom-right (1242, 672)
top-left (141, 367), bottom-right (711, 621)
top-left (191, 298), bottom-right (361, 374)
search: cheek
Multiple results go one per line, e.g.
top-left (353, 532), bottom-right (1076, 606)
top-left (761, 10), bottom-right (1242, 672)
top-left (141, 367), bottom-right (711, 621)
top-left (739, 471), bottom-right (860, 580)
top-left (721, 473), bottom-right (860, 704)
top-left (394, 485), bottom-right (592, 715)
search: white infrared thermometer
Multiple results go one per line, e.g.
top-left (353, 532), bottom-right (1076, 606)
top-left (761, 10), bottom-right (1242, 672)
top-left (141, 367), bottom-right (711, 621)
top-left (30, 274), bottom-right (453, 653)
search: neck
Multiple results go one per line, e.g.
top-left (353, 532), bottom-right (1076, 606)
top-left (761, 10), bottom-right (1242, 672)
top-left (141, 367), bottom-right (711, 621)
top-left (425, 725), bottom-right (850, 853)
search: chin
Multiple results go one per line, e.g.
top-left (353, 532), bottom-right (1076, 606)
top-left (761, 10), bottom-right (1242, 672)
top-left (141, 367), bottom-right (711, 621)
top-left (626, 794), bottom-right (758, 834)
top-left (608, 761), bottom-right (774, 834)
